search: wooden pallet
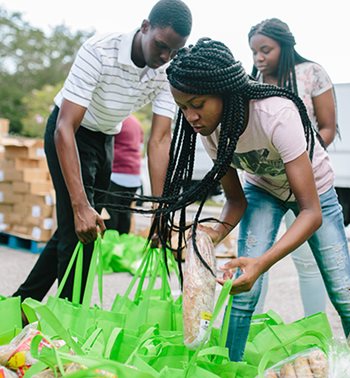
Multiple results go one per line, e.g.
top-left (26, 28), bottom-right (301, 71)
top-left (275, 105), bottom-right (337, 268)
top-left (0, 232), bottom-right (45, 254)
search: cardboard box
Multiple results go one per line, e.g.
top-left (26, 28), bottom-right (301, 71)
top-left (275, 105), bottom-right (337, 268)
top-left (14, 158), bottom-right (48, 170)
top-left (12, 181), bottom-right (53, 195)
top-left (0, 169), bottom-right (22, 182)
top-left (0, 160), bottom-right (15, 170)
top-left (24, 193), bottom-right (55, 207)
top-left (13, 203), bottom-right (54, 218)
top-left (21, 216), bottom-right (55, 230)
top-left (0, 204), bottom-right (13, 214)
top-left (0, 183), bottom-right (13, 193)
top-left (0, 191), bottom-right (24, 205)
top-left (3, 137), bottom-right (45, 160)
top-left (0, 118), bottom-right (9, 136)
top-left (31, 227), bottom-right (52, 241)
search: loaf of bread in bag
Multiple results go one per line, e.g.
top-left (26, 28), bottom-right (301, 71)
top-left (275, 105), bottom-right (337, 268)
top-left (308, 349), bottom-right (328, 377)
top-left (293, 356), bottom-right (313, 377)
top-left (183, 229), bottom-right (217, 349)
top-left (279, 363), bottom-right (297, 378)
top-left (264, 370), bottom-right (279, 378)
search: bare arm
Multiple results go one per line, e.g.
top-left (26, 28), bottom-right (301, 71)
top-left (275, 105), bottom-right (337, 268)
top-left (55, 99), bottom-right (105, 244)
top-left (147, 113), bottom-right (172, 196)
top-left (200, 167), bottom-right (247, 244)
top-left (219, 152), bottom-right (322, 294)
top-left (313, 88), bottom-right (337, 146)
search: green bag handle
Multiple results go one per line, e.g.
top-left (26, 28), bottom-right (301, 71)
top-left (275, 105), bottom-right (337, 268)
top-left (56, 241), bottom-right (83, 304)
top-left (219, 294), bottom-right (233, 348)
top-left (103, 327), bottom-right (124, 359)
top-left (82, 236), bottom-right (103, 309)
top-left (55, 236), bottom-right (103, 309)
top-left (26, 335), bottom-right (64, 377)
top-left (22, 297), bottom-right (83, 356)
top-left (197, 345), bottom-right (229, 360)
top-left (257, 329), bottom-right (329, 377)
top-left (82, 327), bottom-right (103, 353)
top-left (115, 247), bottom-right (175, 311)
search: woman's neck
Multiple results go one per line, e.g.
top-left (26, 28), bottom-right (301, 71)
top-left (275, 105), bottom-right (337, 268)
top-left (262, 73), bottom-right (278, 86)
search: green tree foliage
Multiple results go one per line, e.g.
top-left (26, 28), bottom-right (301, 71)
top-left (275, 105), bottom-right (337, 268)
top-left (21, 83), bottom-right (63, 137)
top-left (0, 6), bottom-right (93, 135)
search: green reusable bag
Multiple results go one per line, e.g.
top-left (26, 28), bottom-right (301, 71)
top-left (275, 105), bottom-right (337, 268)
top-left (247, 309), bottom-right (284, 342)
top-left (112, 246), bottom-right (183, 331)
top-left (0, 327), bottom-right (21, 346)
top-left (105, 325), bottom-right (159, 363)
top-left (0, 295), bottom-right (22, 334)
top-left (23, 237), bottom-right (126, 343)
top-left (99, 229), bottom-right (120, 273)
top-left (243, 311), bottom-right (333, 367)
top-left (110, 232), bottom-right (148, 274)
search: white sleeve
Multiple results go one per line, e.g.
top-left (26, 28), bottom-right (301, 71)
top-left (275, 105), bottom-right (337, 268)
top-left (60, 40), bottom-right (102, 108)
top-left (151, 80), bottom-right (177, 120)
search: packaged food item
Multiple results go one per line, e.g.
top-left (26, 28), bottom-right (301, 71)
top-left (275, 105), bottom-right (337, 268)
top-left (0, 366), bottom-right (17, 378)
top-left (263, 347), bottom-right (328, 378)
top-left (0, 323), bottom-right (64, 377)
top-left (183, 229), bottom-right (217, 349)
top-left (279, 362), bottom-right (297, 377)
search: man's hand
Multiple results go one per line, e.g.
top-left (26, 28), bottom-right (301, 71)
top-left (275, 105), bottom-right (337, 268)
top-left (216, 256), bottom-right (265, 295)
top-left (73, 204), bottom-right (106, 244)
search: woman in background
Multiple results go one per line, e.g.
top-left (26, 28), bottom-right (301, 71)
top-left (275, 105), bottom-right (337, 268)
top-left (248, 17), bottom-right (337, 316)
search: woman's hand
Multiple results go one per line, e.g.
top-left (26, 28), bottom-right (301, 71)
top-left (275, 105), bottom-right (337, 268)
top-left (216, 256), bottom-right (265, 295)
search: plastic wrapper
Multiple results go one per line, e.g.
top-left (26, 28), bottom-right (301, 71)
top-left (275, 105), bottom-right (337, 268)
top-left (327, 337), bottom-right (350, 377)
top-left (262, 347), bottom-right (328, 377)
top-left (0, 366), bottom-right (17, 378)
top-left (183, 229), bottom-right (217, 349)
top-left (0, 323), bottom-right (64, 377)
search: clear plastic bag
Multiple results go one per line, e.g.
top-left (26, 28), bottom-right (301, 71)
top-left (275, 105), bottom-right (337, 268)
top-left (327, 337), bottom-right (350, 378)
top-left (262, 347), bottom-right (328, 377)
top-left (183, 229), bottom-right (217, 349)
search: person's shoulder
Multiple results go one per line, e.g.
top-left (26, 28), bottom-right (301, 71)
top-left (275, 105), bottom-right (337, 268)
top-left (252, 97), bottom-right (297, 116)
top-left (296, 61), bottom-right (329, 77)
top-left (84, 32), bottom-right (124, 49)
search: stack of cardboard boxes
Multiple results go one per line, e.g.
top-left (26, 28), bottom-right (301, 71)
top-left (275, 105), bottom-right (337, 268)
top-left (0, 119), bottom-right (56, 242)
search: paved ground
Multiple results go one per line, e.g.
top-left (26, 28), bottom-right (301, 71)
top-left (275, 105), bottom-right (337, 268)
top-left (0, 205), bottom-right (345, 339)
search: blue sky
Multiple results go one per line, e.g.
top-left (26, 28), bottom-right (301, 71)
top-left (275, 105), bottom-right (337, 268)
top-left (1, 0), bottom-right (349, 83)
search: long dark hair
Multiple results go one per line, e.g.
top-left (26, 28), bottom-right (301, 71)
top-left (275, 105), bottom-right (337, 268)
top-left (248, 18), bottom-right (310, 95)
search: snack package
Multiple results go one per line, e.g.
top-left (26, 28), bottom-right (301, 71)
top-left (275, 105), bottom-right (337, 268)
top-left (263, 347), bottom-right (328, 378)
top-left (183, 229), bottom-right (217, 349)
top-left (0, 366), bottom-right (17, 378)
top-left (0, 323), bottom-right (64, 377)
top-left (33, 363), bottom-right (117, 378)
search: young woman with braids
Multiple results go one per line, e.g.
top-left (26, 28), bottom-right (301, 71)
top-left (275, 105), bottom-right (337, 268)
top-left (248, 18), bottom-right (337, 317)
top-left (160, 37), bottom-right (350, 362)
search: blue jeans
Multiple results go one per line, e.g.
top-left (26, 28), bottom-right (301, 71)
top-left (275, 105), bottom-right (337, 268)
top-left (255, 210), bottom-right (327, 316)
top-left (226, 183), bottom-right (350, 361)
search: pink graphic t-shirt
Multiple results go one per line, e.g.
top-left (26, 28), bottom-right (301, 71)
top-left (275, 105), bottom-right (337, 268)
top-left (202, 97), bottom-right (334, 201)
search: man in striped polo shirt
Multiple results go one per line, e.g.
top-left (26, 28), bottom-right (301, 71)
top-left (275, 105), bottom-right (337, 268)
top-left (14, 0), bottom-right (192, 304)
